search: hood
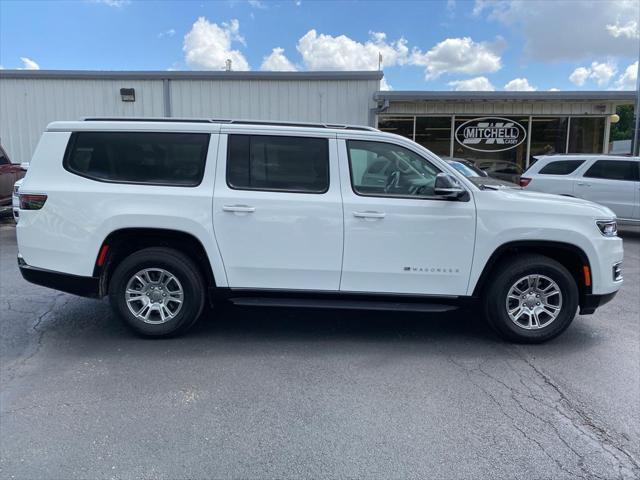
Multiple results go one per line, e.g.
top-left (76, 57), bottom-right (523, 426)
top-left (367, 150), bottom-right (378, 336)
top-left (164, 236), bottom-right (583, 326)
top-left (482, 188), bottom-right (617, 219)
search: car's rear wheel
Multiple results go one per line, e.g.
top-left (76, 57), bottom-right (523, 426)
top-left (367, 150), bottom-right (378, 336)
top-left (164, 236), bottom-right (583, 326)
top-left (483, 254), bottom-right (579, 343)
top-left (109, 247), bottom-right (205, 337)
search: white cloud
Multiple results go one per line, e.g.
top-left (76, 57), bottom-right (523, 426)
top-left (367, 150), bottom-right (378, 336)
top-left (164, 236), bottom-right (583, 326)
top-left (158, 28), bottom-right (176, 38)
top-left (475, 0), bottom-right (640, 61)
top-left (448, 76), bottom-right (495, 91)
top-left (569, 62), bottom-right (617, 87)
top-left (380, 77), bottom-right (392, 91)
top-left (248, 0), bottom-right (267, 8)
top-left (504, 77), bottom-right (536, 91)
top-left (549, 88), bottom-right (560, 91)
top-left (296, 30), bottom-right (408, 70)
top-left (615, 61), bottom-right (638, 90)
top-left (260, 48), bottom-right (297, 71)
top-left (92, 0), bottom-right (129, 7)
top-left (569, 66), bottom-right (590, 86)
top-left (20, 57), bottom-right (40, 70)
top-left (183, 17), bottom-right (249, 71)
top-left (606, 20), bottom-right (639, 39)
top-left (589, 61), bottom-right (616, 86)
top-left (410, 37), bottom-right (502, 79)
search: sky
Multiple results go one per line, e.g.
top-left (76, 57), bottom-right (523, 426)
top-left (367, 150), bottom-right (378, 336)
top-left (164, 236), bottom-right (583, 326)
top-left (0, 0), bottom-right (638, 92)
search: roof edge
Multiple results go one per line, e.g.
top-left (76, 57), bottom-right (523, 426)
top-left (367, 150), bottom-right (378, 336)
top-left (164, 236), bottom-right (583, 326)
top-left (374, 90), bottom-right (637, 102)
top-left (0, 69), bottom-right (384, 81)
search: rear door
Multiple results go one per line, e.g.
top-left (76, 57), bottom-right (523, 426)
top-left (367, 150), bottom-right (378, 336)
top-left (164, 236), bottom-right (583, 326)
top-left (212, 130), bottom-right (343, 290)
top-left (574, 159), bottom-right (639, 219)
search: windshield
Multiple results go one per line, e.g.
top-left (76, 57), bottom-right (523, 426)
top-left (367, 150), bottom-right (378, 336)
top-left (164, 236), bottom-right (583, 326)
top-left (447, 160), bottom-right (485, 178)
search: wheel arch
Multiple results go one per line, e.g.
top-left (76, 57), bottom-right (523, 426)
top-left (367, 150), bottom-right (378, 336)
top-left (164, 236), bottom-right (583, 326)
top-left (472, 240), bottom-right (592, 300)
top-left (93, 228), bottom-right (217, 298)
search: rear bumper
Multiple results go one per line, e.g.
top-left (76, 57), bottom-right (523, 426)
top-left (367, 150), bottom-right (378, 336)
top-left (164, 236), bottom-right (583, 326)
top-left (18, 256), bottom-right (100, 298)
top-left (579, 291), bottom-right (618, 315)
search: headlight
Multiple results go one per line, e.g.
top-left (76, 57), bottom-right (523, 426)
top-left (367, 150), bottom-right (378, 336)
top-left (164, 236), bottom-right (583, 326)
top-left (596, 220), bottom-right (617, 237)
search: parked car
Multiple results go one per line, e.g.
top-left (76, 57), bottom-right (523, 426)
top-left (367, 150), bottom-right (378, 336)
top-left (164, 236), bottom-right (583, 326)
top-left (16, 119), bottom-right (623, 343)
top-left (521, 154), bottom-right (640, 224)
top-left (12, 178), bottom-right (23, 221)
top-left (443, 157), bottom-right (519, 188)
top-left (0, 145), bottom-right (25, 216)
top-left (474, 159), bottom-right (524, 184)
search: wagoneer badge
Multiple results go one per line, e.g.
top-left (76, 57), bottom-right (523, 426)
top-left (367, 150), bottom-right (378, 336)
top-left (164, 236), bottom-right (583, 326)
top-left (455, 117), bottom-right (527, 152)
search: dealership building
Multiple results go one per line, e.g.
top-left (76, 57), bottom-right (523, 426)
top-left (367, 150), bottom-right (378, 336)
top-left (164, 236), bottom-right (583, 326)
top-left (0, 69), bottom-right (636, 170)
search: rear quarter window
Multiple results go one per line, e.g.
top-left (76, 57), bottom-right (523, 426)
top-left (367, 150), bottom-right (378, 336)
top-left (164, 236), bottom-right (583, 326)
top-left (538, 160), bottom-right (585, 175)
top-left (64, 132), bottom-right (210, 186)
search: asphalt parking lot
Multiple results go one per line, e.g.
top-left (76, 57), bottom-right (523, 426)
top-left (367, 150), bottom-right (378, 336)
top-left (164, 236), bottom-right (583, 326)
top-left (1, 224), bottom-right (639, 480)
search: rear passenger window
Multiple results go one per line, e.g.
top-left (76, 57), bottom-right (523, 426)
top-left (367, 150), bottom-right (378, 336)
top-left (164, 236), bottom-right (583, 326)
top-left (584, 160), bottom-right (640, 181)
top-left (65, 132), bottom-right (210, 186)
top-left (538, 160), bottom-right (584, 175)
top-left (227, 135), bottom-right (329, 193)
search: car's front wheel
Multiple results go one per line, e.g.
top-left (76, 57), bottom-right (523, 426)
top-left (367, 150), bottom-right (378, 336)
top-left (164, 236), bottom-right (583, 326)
top-left (109, 247), bottom-right (205, 337)
top-left (483, 254), bottom-right (579, 343)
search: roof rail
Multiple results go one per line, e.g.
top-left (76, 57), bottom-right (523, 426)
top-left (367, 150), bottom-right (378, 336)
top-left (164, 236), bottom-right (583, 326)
top-left (82, 117), bottom-right (378, 131)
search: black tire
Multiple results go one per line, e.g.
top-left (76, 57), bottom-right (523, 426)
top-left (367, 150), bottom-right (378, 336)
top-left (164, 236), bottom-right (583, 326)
top-left (108, 247), bottom-right (205, 337)
top-left (483, 254), bottom-right (579, 343)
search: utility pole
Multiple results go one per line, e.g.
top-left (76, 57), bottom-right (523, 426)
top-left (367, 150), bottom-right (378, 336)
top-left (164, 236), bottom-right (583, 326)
top-left (634, 58), bottom-right (640, 156)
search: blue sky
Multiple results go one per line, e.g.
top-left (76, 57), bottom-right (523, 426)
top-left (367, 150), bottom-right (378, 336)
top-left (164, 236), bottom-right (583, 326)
top-left (1, 0), bottom-right (638, 91)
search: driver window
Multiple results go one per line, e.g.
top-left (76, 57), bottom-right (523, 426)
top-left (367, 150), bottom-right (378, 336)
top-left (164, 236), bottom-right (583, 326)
top-left (347, 140), bottom-right (440, 197)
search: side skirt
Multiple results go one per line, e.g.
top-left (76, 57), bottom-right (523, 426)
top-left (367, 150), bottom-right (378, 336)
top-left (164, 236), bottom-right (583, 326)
top-left (210, 288), bottom-right (476, 313)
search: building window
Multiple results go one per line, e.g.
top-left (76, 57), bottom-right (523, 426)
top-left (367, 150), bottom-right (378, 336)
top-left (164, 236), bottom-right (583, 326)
top-left (529, 117), bottom-right (568, 162)
top-left (414, 117), bottom-right (452, 157)
top-left (377, 117), bottom-right (414, 140)
top-left (568, 117), bottom-right (605, 153)
top-left (452, 116), bottom-right (529, 183)
top-left (227, 134), bottom-right (329, 193)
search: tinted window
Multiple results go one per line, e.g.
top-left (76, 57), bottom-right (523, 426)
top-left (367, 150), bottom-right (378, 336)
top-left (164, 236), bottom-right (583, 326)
top-left (584, 160), bottom-right (639, 181)
top-left (539, 160), bottom-right (584, 175)
top-left (227, 135), bottom-right (329, 193)
top-left (347, 140), bottom-right (440, 197)
top-left (65, 132), bottom-right (209, 186)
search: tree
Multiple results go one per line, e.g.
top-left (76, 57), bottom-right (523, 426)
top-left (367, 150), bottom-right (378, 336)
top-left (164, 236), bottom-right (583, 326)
top-left (610, 105), bottom-right (634, 141)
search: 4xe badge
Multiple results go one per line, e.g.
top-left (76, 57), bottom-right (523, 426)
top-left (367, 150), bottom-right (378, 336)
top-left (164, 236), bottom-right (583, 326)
top-left (455, 117), bottom-right (527, 153)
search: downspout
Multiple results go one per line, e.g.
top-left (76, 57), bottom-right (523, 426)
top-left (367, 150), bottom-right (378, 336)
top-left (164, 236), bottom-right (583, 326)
top-left (163, 78), bottom-right (172, 118)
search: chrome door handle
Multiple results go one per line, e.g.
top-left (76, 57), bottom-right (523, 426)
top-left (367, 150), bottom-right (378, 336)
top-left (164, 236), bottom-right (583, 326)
top-left (223, 205), bottom-right (256, 213)
top-left (353, 211), bottom-right (386, 219)
top-left (577, 182), bottom-right (591, 187)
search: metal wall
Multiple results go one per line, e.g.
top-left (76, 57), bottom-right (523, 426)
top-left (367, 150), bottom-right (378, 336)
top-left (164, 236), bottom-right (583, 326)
top-left (0, 78), bottom-right (165, 164)
top-left (171, 79), bottom-right (379, 125)
top-left (383, 101), bottom-right (620, 116)
top-left (0, 71), bottom-right (381, 164)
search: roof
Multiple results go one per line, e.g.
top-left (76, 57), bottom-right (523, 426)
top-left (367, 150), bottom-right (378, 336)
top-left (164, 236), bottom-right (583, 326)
top-left (375, 90), bottom-right (637, 103)
top-left (0, 69), bottom-right (384, 81)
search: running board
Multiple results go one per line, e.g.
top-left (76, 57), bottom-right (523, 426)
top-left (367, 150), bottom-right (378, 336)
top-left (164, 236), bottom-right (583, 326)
top-left (228, 297), bottom-right (458, 313)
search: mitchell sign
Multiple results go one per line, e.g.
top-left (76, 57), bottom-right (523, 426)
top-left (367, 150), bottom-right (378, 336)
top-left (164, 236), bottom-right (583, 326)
top-left (455, 117), bottom-right (527, 152)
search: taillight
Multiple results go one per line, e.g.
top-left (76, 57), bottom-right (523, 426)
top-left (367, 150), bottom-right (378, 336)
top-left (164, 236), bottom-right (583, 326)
top-left (519, 177), bottom-right (531, 187)
top-left (19, 194), bottom-right (47, 210)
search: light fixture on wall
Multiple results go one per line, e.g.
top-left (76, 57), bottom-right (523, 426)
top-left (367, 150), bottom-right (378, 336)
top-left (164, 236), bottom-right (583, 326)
top-left (120, 88), bottom-right (135, 102)
top-left (609, 113), bottom-right (620, 124)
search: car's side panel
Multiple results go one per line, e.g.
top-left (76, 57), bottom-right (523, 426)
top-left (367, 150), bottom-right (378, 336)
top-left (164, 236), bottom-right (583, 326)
top-left (16, 131), bottom-right (230, 286)
top-left (469, 190), bottom-right (623, 296)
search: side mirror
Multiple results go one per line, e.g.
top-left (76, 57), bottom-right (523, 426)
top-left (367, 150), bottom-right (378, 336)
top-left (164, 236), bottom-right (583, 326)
top-left (434, 172), bottom-right (466, 199)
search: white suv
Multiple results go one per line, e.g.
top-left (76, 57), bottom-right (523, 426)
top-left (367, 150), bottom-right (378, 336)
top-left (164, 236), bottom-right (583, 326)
top-left (521, 154), bottom-right (640, 224)
top-left (16, 119), bottom-right (624, 343)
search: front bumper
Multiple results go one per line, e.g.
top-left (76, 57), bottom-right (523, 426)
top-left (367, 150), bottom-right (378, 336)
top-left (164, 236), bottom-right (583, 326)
top-left (18, 255), bottom-right (100, 298)
top-left (579, 291), bottom-right (618, 315)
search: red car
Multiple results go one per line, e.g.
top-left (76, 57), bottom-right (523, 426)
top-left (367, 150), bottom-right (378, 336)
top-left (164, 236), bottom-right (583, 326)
top-left (0, 145), bottom-right (25, 215)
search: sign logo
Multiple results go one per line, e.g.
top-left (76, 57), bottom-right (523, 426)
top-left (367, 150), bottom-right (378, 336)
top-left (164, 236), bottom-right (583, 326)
top-left (455, 117), bottom-right (527, 152)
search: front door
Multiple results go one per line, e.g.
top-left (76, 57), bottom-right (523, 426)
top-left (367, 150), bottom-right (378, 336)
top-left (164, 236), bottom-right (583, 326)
top-left (213, 132), bottom-right (343, 290)
top-left (338, 137), bottom-right (476, 296)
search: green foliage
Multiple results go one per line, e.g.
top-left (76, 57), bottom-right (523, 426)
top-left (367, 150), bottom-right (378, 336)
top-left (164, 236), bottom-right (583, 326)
top-left (610, 105), bottom-right (635, 141)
